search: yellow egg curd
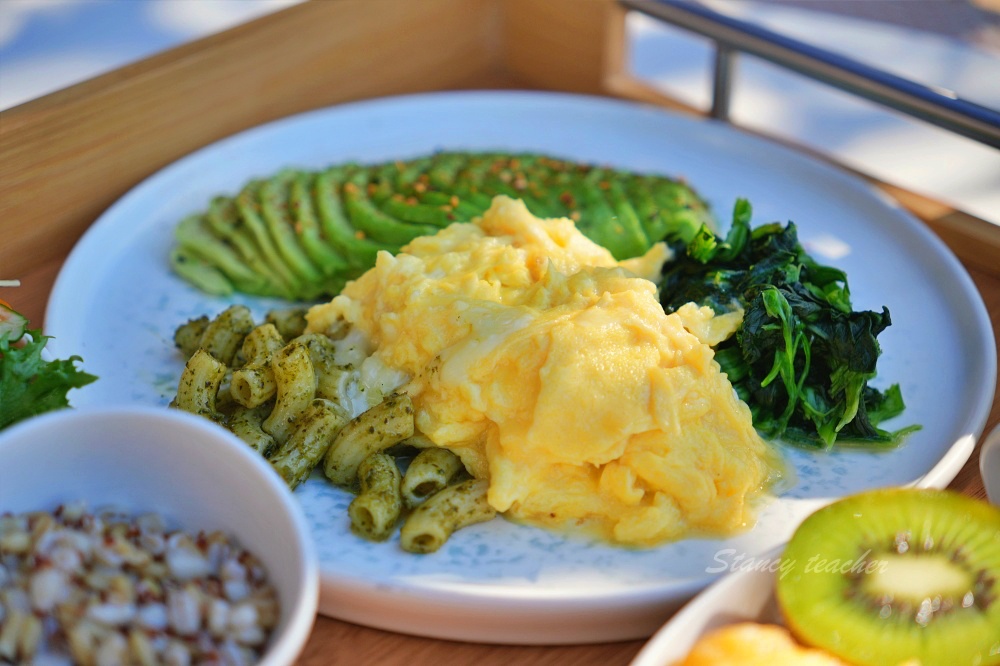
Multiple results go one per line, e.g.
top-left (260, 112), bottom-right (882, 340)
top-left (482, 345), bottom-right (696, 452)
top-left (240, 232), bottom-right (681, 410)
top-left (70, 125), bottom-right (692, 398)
top-left (306, 196), bottom-right (781, 546)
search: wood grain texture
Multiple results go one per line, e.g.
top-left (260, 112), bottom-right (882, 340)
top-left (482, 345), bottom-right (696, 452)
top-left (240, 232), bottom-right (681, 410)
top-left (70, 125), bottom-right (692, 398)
top-left (501, 0), bottom-right (628, 94)
top-left (297, 616), bottom-right (645, 666)
top-left (0, 0), bottom-right (502, 286)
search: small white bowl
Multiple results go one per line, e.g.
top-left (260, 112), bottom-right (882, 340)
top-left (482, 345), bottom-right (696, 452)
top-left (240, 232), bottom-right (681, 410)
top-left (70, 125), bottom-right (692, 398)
top-left (0, 406), bottom-right (319, 665)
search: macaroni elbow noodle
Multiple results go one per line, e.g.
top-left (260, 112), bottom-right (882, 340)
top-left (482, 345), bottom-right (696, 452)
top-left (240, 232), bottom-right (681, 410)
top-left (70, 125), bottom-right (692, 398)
top-left (231, 365), bottom-right (277, 408)
top-left (294, 333), bottom-right (348, 403)
top-left (262, 342), bottom-right (316, 445)
top-left (268, 399), bottom-right (350, 489)
top-left (401, 447), bottom-right (464, 508)
top-left (174, 315), bottom-right (210, 358)
top-left (229, 404), bottom-right (277, 457)
top-left (241, 322), bottom-right (286, 363)
top-left (323, 392), bottom-right (415, 487)
top-left (400, 479), bottom-right (495, 554)
top-left (174, 348), bottom-right (227, 421)
top-left (231, 323), bottom-right (286, 407)
top-left (348, 453), bottom-right (404, 541)
top-left (198, 304), bottom-right (255, 365)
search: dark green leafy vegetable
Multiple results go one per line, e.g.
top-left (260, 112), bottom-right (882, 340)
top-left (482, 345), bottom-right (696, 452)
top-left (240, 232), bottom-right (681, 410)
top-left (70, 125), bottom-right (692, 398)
top-left (659, 199), bottom-right (919, 448)
top-left (0, 304), bottom-right (97, 430)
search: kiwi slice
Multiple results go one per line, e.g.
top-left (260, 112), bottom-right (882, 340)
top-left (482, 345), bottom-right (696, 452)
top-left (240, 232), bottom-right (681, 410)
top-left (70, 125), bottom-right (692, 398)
top-left (776, 488), bottom-right (1000, 666)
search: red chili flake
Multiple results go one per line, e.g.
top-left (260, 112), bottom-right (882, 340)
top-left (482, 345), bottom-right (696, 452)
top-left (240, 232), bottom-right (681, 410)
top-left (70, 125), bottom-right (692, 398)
top-left (598, 180), bottom-right (610, 190)
top-left (414, 182), bottom-right (426, 193)
top-left (449, 195), bottom-right (459, 208)
top-left (367, 183), bottom-right (377, 196)
top-left (294, 222), bottom-right (303, 234)
top-left (406, 196), bottom-right (418, 206)
top-left (343, 182), bottom-right (358, 195)
top-left (559, 192), bottom-right (575, 207)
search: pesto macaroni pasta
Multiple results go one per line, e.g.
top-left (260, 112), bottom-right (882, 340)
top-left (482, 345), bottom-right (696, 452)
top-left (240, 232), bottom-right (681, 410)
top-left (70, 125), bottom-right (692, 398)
top-left (262, 341), bottom-right (316, 445)
top-left (172, 307), bottom-right (498, 553)
top-left (269, 399), bottom-right (350, 489)
top-left (400, 479), bottom-right (495, 554)
top-left (401, 447), bottom-right (464, 508)
top-left (348, 453), bottom-right (403, 541)
top-left (173, 348), bottom-right (227, 421)
top-left (322, 392), bottom-right (415, 487)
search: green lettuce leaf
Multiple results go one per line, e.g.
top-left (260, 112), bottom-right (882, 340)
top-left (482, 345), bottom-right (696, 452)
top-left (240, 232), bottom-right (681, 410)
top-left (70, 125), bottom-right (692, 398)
top-left (0, 316), bottom-right (97, 430)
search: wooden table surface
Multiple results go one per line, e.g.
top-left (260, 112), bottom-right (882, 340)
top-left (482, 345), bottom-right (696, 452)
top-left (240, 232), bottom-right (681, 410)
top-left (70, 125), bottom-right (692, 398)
top-left (7, 229), bottom-right (999, 666)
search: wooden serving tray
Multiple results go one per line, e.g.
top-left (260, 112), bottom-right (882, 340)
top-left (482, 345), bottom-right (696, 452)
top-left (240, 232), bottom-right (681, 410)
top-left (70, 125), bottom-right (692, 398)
top-left (2, 1), bottom-right (997, 663)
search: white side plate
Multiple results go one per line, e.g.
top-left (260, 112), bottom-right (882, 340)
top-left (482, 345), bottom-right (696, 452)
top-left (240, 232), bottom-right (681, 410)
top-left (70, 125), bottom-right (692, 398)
top-left (630, 566), bottom-right (781, 665)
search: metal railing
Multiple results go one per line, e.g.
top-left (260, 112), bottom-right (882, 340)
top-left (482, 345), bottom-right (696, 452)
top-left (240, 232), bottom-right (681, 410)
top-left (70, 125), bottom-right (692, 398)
top-left (620, 0), bottom-right (1000, 149)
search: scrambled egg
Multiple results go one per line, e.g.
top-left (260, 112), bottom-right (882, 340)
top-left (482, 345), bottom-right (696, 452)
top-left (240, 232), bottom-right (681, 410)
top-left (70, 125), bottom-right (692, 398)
top-left (307, 196), bottom-right (780, 546)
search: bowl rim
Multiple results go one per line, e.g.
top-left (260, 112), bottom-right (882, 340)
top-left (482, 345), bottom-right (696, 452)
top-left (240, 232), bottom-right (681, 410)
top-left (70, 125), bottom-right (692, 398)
top-left (0, 405), bottom-right (320, 665)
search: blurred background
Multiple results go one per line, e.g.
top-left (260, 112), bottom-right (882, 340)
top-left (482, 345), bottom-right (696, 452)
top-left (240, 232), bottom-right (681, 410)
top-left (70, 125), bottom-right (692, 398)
top-left (1, 0), bottom-right (998, 225)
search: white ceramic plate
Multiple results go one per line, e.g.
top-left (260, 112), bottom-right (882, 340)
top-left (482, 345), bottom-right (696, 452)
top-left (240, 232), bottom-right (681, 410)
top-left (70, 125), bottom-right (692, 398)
top-left (45, 91), bottom-right (996, 644)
